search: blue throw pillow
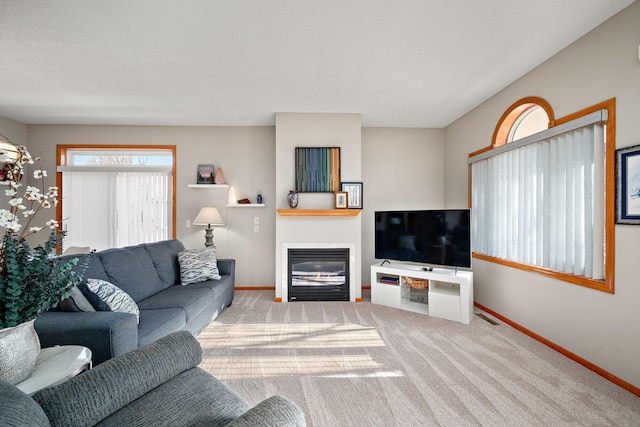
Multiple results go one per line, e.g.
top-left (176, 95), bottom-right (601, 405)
top-left (58, 286), bottom-right (96, 312)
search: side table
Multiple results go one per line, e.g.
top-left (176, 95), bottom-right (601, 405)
top-left (16, 345), bottom-right (92, 395)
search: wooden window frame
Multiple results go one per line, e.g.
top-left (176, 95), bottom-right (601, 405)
top-left (468, 98), bottom-right (616, 293)
top-left (56, 144), bottom-right (177, 242)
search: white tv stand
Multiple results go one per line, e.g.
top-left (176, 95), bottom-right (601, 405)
top-left (370, 263), bottom-right (473, 324)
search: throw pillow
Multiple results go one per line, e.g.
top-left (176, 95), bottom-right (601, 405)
top-left (178, 247), bottom-right (221, 285)
top-left (84, 278), bottom-right (140, 323)
top-left (58, 286), bottom-right (96, 312)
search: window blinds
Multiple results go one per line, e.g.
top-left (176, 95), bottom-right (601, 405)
top-left (61, 169), bottom-right (171, 251)
top-left (468, 110), bottom-right (607, 280)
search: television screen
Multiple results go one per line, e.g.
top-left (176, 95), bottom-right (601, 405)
top-left (375, 209), bottom-right (471, 269)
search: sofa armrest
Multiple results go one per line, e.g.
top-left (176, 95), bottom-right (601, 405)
top-left (217, 258), bottom-right (235, 277)
top-left (226, 395), bottom-right (306, 427)
top-left (34, 311), bottom-right (138, 365)
top-left (33, 331), bottom-right (201, 427)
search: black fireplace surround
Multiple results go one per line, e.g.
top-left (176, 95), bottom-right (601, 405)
top-left (287, 248), bottom-right (349, 301)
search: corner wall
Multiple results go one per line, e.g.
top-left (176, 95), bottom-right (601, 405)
top-left (444, 2), bottom-right (640, 389)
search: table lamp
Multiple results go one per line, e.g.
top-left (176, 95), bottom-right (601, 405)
top-left (193, 207), bottom-right (225, 247)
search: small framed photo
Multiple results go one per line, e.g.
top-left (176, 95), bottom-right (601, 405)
top-left (197, 164), bottom-right (215, 184)
top-left (616, 144), bottom-right (640, 224)
top-left (335, 191), bottom-right (348, 209)
top-left (340, 182), bottom-right (363, 209)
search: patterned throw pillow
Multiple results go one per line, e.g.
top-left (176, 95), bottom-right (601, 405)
top-left (85, 278), bottom-right (140, 323)
top-left (178, 247), bottom-right (221, 285)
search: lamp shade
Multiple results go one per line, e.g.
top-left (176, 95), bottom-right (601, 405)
top-left (193, 207), bottom-right (225, 226)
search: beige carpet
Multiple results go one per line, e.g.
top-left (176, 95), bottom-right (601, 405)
top-left (198, 290), bottom-right (640, 426)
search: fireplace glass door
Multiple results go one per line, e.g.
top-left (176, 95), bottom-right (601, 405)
top-left (288, 248), bottom-right (349, 301)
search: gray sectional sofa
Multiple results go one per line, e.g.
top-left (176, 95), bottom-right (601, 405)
top-left (34, 239), bottom-right (235, 365)
top-left (1, 331), bottom-right (306, 426)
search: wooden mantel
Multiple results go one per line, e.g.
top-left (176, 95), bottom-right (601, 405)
top-left (276, 209), bottom-right (361, 217)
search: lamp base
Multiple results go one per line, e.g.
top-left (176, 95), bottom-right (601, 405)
top-left (203, 227), bottom-right (214, 247)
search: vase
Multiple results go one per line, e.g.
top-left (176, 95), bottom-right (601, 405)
top-left (287, 190), bottom-right (299, 208)
top-left (0, 319), bottom-right (41, 384)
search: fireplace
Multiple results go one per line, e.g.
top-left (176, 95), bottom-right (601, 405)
top-left (287, 248), bottom-right (350, 301)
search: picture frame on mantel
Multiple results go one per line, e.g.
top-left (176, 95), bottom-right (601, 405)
top-left (335, 191), bottom-right (348, 209)
top-left (616, 144), bottom-right (640, 224)
top-left (340, 181), bottom-right (363, 209)
top-left (197, 164), bottom-right (215, 184)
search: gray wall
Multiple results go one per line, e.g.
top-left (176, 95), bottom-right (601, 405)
top-left (444, 2), bottom-right (640, 388)
top-left (16, 122), bottom-right (446, 291)
top-left (25, 125), bottom-right (276, 288)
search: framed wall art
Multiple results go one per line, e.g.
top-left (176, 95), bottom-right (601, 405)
top-left (335, 191), bottom-right (348, 209)
top-left (295, 147), bottom-right (340, 192)
top-left (616, 144), bottom-right (640, 224)
top-left (197, 164), bottom-right (215, 184)
top-left (340, 181), bottom-right (363, 209)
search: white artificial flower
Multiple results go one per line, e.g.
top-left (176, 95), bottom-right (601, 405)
top-left (46, 219), bottom-right (59, 229)
top-left (5, 188), bottom-right (17, 197)
top-left (5, 220), bottom-right (22, 232)
top-left (24, 186), bottom-right (41, 201)
top-left (8, 198), bottom-right (23, 207)
top-left (0, 209), bottom-right (13, 220)
top-left (22, 209), bottom-right (35, 217)
top-left (33, 169), bottom-right (47, 179)
top-left (47, 186), bottom-right (59, 197)
top-left (41, 200), bottom-right (51, 209)
top-left (29, 226), bottom-right (43, 233)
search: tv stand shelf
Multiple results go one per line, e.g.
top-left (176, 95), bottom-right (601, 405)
top-left (370, 263), bottom-right (473, 324)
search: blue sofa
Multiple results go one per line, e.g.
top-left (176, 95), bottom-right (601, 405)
top-left (34, 239), bottom-right (235, 365)
top-left (1, 331), bottom-right (306, 426)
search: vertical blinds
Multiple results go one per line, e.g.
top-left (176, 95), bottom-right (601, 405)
top-left (60, 168), bottom-right (171, 251)
top-left (468, 110), bottom-right (606, 280)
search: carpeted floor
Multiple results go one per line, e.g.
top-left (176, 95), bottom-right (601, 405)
top-left (197, 290), bottom-right (640, 426)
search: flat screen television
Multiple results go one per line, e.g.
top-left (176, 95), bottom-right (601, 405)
top-left (375, 209), bottom-right (471, 269)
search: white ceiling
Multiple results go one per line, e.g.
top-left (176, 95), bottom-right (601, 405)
top-left (0, 1), bottom-right (634, 128)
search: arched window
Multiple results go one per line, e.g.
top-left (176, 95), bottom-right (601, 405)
top-left (492, 97), bottom-right (554, 147)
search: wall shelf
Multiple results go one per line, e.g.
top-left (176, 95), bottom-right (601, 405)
top-left (188, 184), bottom-right (230, 189)
top-left (227, 204), bottom-right (266, 208)
top-left (276, 209), bottom-right (361, 217)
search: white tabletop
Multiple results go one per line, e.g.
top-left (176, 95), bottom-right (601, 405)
top-left (16, 345), bottom-right (92, 395)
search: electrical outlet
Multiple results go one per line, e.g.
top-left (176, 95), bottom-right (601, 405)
top-left (254, 225), bottom-right (259, 233)
top-left (186, 220), bottom-right (191, 228)
top-left (254, 216), bottom-right (260, 225)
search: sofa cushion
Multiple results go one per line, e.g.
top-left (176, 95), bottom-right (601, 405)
top-left (85, 279), bottom-right (140, 323)
top-left (100, 246), bottom-right (165, 302)
top-left (137, 287), bottom-right (212, 323)
top-left (97, 367), bottom-right (251, 426)
top-left (145, 239), bottom-right (185, 288)
top-left (178, 247), bottom-right (221, 285)
top-left (138, 308), bottom-right (186, 348)
top-left (180, 275), bottom-right (234, 302)
top-left (58, 286), bottom-right (96, 312)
